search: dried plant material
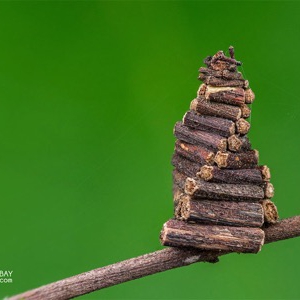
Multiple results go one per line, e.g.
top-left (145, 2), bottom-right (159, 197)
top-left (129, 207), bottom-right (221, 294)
top-left (163, 46), bottom-right (278, 253)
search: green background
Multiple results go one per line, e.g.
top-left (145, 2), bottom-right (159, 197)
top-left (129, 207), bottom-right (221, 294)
top-left (1, 1), bottom-right (300, 299)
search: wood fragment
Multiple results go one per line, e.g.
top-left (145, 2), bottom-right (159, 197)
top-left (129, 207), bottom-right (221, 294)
top-left (174, 121), bottom-right (227, 151)
top-left (160, 219), bottom-right (264, 253)
top-left (185, 177), bottom-right (264, 201)
top-left (259, 165), bottom-right (271, 181)
top-left (173, 189), bottom-right (186, 219)
top-left (204, 54), bottom-right (238, 72)
top-left (172, 185), bottom-right (183, 214)
top-left (204, 85), bottom-right (245, 106)
top-left (197, 83), bottom-right (207, 96)
top-left (174, 140), bottom-right (215, 165)
top-left (210, 62), bottom-right (237, 72)
top-left (199, 74), bottom-right (249, 88)
top-left (211, 50), bottom-right (242, 66)
top-left (214, 150), bottom-right (259, 169)
top-left (229, 46), bottom-right (235, 59)
top-left (198, 165), bottom-right (263, 184)
top-left (172, 169), bottom-right (188, 191)
top-left (245, 88), bottom-right (255, 104)
top-left (227, 134), bottom-right (251, 152)
top-left (176, 194), bottom-right (264, 227)
top-left (262, 182), bottom-right (275, 199)
top-left (203, 55), bottom-right (212, 67)
top-left (228, 135), bottom-right (242, 152)
top-left (183, 110), bottom-right (235, 137)
top-left (223, 69), bottom-right (241, 80)
top-left (236, 118), bottom-right (251, 135)
top-left (171, 153), bottom-right (202, 178)
top-left (190, 98), bottom-right (241, 121)
top-left (198, 68), bottom-right (243, 80)
top-left (260, 199), bottom-right (279, 224)
top-left (240, 104), bottom-right (251, 118)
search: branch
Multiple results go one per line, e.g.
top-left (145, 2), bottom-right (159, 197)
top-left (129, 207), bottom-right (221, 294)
top-left (8, 216), bottom-right (300, 300)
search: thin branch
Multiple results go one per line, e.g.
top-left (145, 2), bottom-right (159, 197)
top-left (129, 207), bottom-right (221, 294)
top-left (8, 216), bottom-right (300, 300)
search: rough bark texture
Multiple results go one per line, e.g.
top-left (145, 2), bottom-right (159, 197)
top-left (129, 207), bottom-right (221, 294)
top-left (260, 199), bottom-right (279, 224)
top-left (174, 121), bottom-right (227, 151)
top-left (173, 184), bottom-right (182, 215)
top-left (174, 140), bottom-right (215, 165)
top-left (8, 216), bottom-right (300, 300)
top-left (228, 134), bottom-right (251, 152)
top-left (214, 150), bottom-right (259, 169)
top-left (264, 216), bottom-right (300, 243)
top-left (185, 177), bottom-right (264, 201)
top-left (210, 50), bottom-right (242, 66)
top-left (172, 153), bottom-right (202, 178)
top-left (176, 194), bottom-right (264, 227)
top-left (199, 165), bottom-right (263, 184)
top-left (199, 74), bottom-right (249, 88)
top-left (173, 169), bottom-right (188, 191)
top-left (161, 219), bottom-right (264, 253)
top-left (8, 248), bottom-right (219, 300)
top-left (198, 67), bottom-right (243, 80)
top-left (204, 51), bottom-right (241, 71)
top-left (183, 110), bottom-right (235, 137)
top-left (190, 98), bottom-right (241, 121)
top-left (204, 85), bottom-right (245, 106)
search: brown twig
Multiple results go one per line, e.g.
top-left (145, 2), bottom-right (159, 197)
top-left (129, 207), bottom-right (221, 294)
top-left (8, 216), bottom-right (300, 300)
top-left (161, 219), bottom-right (265, 253)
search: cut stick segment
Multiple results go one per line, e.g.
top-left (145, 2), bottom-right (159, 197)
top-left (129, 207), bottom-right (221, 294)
top-left (183, 110), bottom-right (235, 137)
top-left (214, 150), bottom-right (259, 169)
top-left (160, 219), bottom-right (265, 253)
top-left (262, 182), bottom-right (275, 199)
top-left (197, 83), bottom-right (207, 96)
top-left (175, 194), bottom-right (264, 227)
top-left (198, 165), bottom-right (263, 184)
top-left (228, 135), bottom-right (251, 152)
top-left (204, 85), bottom-right (245, 106)
top-left (174, 121), bottom-right (227, 151)
top-left (174, 140), bottom-right (215, 165)
top-left (240, 104), bottom-right (251, 118)
top-left (172, 184), bottom-right (182, 210)
top-left (185, 177), bottom-right (264, 201)
top-left (199, 74), bottom-right (249, 88)
top-left (173, 170), bottom-right (188, 191)
top-left (245, 88), bottom-right (255, 104)
top-left (172, 153), bottom-right (202, 178)
top-left (198, 68), bottom-right (243, 80)
top-left (190, 98), bottom-right (241, 121)
top-left (204, 51), bottom-right (241, 71)
top-left (259, 165), bottom-right (271, 181)
top-left (236, 118), bottom-right (251, 135)
top-left (260, 199), bottom-right (279, 224)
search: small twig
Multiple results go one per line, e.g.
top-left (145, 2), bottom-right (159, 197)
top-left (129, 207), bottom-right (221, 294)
top-left (8, 216), bottom-right (300, 300)
top-left (229, 46), bottom-right (235, 59)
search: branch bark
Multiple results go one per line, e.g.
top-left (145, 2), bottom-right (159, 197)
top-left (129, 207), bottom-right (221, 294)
top-left (8, 216), bottom-right (300, 300)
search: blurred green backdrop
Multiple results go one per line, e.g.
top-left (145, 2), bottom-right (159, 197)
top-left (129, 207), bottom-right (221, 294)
top-left (1, 1), bottom-right (300, 299)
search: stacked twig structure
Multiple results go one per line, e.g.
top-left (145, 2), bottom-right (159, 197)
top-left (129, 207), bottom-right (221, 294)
top-left (160, 46), bottom-right (278, 254)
